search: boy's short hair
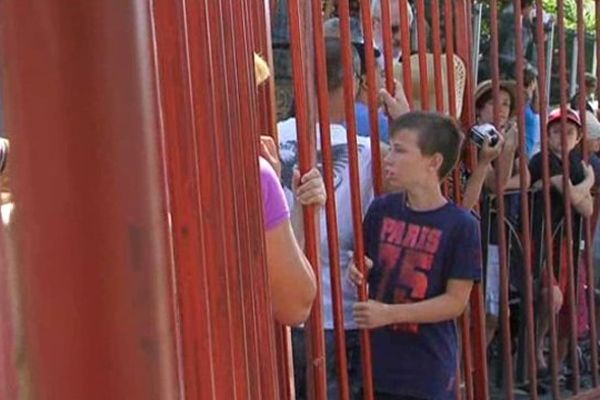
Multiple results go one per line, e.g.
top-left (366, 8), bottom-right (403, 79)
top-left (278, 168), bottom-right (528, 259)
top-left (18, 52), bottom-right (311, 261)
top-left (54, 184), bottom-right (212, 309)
top-left (389, 111), bottom-right (464, 179)
top-left (325, 38), bottom-right (361, 93)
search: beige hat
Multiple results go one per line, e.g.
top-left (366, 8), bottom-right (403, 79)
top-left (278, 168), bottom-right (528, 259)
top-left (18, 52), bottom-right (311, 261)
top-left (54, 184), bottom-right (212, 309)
top-left (585, 110), bottom-right (600, 140)
top-left (393, 53), bottom-right (466, 118)
top-left (474, 79), bottom-right (518, 116)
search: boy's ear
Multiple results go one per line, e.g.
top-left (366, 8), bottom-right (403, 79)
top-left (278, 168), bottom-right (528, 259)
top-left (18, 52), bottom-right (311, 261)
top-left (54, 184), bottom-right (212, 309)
top-left (430, 152), bottom-right (444, 175)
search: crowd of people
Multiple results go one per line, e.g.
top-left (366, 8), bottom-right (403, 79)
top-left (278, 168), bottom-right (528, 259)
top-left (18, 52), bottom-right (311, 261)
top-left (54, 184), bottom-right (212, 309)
top-left (256, 0), bottom-right (600, 399)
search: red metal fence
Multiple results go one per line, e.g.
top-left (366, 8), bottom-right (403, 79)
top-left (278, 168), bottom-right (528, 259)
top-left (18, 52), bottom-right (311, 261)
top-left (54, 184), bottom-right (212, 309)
top-left (2, 0), bottom-right (600, 399)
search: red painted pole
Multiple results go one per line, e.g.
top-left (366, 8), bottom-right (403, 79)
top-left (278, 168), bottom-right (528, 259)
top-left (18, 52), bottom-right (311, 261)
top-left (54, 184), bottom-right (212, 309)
top-left (380, 0), bottom-right (396, 95)
top-left (337, 0), bottom-right (375, 398)
top-left (455, 2), bottom-right (489, 399)
top-left (1, 2), bottom-right (179, 399)
top-left (398, 0), bottom-right (414, 107)
top-left (534, 0), bottom-right (561, 397)
top-left (575, 0), bottom-right (599, 390)
top-left (511, 0), bottom-right (538, 397)
top-left (414, 0), bottom-right (429, 111)
top-left (359, 0), bottom-right (384, 195)
top-left (310, 0), bottom-right (352, 398)
top-left (248, 1), bottom-right (295, 398)
top-left (0, 225), bottom-right (17, 400)
top-left (287, 0), bottom-right (328, 399)
top-left (557, 0), bottom-right (581, 394)
top-left (489, 1), bottom-right (515, 397)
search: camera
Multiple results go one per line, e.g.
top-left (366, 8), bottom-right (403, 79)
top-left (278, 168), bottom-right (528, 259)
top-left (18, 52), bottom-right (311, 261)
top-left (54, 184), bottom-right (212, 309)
top-left (470, 123), bottom-right (500, 148)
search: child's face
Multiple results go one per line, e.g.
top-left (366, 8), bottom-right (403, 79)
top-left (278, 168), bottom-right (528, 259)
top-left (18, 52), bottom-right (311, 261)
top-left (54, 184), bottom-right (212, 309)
top-left (478, 89), bottom-right (512, 129)
top-left (548, 121), bottom-right (580, 156)
top-left (384, 129), bottom-right (441, 190)
top-left (587, 137), bottom-right (600, 154)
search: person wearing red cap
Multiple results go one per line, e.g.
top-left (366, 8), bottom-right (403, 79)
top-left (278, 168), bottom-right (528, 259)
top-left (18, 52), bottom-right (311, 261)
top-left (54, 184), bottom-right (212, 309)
top-left (529, 107), bottom-right (595, 373)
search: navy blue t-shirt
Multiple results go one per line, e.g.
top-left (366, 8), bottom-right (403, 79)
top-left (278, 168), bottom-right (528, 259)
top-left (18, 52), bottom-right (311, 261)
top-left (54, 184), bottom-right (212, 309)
top-left (363, 193), bottom-right (482, 399)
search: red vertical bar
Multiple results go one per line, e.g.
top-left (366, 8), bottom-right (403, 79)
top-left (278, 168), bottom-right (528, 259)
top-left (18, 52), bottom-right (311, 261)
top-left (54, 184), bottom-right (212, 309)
top-left (0, 227), bottom-right (17, 400)
top-left (459, 312), bottom-right (475, 400)
top-left (150, 1), bottom-right (212, 398)
top-left (338, 1), bottom-right (375, 398)
top-left (557, 0), bottom-right (581, 395)
top-left (590, 0), bottom-right (600, 389)
top-left (380, 0), bottom-right (396, 94)
top-left (430, 0), bottom-right (444, 113)
top-left (252, 0), bottom-right (279, 139)
top-left (274, 327), bottom-right (296, 400)
top-left (359, 0), bottom-right (384, 195)
top-left (414, 0), bottom-right (429, 111)
top-left (1, 2), bottom-right (179, 399)
top-left (575, 0), bottom-right (599, 392)
top-left (511, 0), bottom-right (539, 397)
top-left (239, 1), bottom-right (284, 398)
top-left (489, 1), bottom-right (515, 398)
top-left (398, 0), bottom-right (414, 107)
top-left (443, 3), bottom-right (473, 398)
top-left (455, 2), bottom-right (489, 399)
top-left (533, 0), bottom-right (561, 397)
top-left (247, 1), bottom-right (292, 398)
top-left (445, 0), bottom-right (463, 206)
top-left (287, 1), bottom-right (328, 399)
top-left (310, 0), bottom-right (352, 398)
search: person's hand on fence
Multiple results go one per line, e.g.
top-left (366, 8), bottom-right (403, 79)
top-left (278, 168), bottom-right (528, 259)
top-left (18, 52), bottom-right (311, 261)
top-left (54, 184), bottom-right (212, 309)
top-left (260, 135), bottom-right (282, 179)
top-left (348, 253), bottom-right (373, 286)
top-left (353, 300), bottom-right (392, 329)
top-left (380, 79), bottom-right (409, 120)
top-left (292, 168), bottom-right (326, 207)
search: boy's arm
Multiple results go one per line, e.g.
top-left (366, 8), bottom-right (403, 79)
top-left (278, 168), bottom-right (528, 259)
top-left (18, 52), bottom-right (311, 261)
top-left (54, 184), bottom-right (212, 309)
top-left (550, 163), bottom-right (594, 217)
top-left (353, 279), bottom-right (474, 328)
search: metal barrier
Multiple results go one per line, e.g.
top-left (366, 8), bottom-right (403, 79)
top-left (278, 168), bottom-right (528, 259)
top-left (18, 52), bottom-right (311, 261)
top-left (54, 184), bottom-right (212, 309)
top-left (270, 0), bottom-right (600, 399)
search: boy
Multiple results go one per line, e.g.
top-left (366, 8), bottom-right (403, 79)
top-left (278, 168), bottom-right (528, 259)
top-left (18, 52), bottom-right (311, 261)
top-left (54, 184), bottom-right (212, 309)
top-left (349, 111), bottom-right (482, 399)
top-left (529, 108), bottom-right (594, 370)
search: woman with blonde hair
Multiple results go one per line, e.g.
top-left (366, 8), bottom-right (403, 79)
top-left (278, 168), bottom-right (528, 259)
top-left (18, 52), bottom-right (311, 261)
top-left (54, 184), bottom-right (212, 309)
top-left (254, 53), bottom-right (323, 326)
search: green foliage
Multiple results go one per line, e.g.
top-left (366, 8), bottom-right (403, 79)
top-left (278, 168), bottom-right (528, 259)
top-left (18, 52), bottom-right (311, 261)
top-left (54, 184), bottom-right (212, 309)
top-left (541, 0), bottom-right (596, 32)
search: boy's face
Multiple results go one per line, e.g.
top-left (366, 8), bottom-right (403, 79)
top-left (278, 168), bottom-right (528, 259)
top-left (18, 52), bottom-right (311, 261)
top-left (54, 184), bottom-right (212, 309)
top-left (384, 129), bottom-right (442, 190)
top-left (548, 121), bottom-right (580, 156)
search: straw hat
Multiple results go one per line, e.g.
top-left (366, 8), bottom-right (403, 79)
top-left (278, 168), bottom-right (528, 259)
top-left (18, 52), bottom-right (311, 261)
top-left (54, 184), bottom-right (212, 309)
top-left (393, 53), bottom-right (466, 118)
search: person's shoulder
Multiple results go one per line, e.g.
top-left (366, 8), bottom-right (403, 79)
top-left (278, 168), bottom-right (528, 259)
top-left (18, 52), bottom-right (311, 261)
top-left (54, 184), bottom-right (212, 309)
top-left (259, 156), bottom-right (279, 183)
